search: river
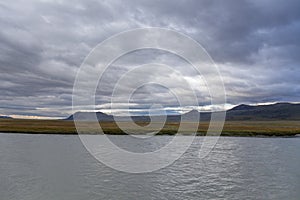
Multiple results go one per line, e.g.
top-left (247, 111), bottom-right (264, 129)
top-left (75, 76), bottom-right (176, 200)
top-left (0, 133), bottom-right (299, 199)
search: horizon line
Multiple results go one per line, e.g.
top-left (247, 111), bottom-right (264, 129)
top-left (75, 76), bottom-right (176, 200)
top-left (2, 101), bottom-right (300, 120)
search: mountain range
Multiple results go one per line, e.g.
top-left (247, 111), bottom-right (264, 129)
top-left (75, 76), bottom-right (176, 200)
top-left (66, 102), bottom-right (300, 122)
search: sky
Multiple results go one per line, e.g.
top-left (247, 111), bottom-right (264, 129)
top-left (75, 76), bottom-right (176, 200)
top-left (0, 0), bottom-right (300, 118)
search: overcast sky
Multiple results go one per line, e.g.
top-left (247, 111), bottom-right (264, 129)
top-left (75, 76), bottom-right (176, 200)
top-left (0, 0), bottom-right (300, 118)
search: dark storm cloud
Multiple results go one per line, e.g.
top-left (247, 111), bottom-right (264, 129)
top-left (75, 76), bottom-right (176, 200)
top-left (0, 0), bottom-right (299, 117)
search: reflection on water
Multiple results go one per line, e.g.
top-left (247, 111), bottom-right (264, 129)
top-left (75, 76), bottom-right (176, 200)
top-left (0, 133), bottom-right (299, 200)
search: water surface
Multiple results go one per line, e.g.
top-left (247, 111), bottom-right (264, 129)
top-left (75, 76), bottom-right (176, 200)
top-left (0, 133), bottom-right (299, 200)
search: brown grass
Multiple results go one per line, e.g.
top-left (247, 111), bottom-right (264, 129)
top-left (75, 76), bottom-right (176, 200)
top-left (0, 119), bottom-right (300, 136)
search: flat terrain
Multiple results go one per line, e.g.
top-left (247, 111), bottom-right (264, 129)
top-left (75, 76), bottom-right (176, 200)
top-left (1, 119), bottom-right (300, 136)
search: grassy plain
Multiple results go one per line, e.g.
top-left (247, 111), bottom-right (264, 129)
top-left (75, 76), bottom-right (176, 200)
top-left (1, 118), bottom-right (300, 136)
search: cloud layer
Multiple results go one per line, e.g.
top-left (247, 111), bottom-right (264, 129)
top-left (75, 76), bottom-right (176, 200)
top-left (0, 0), bottom-right (299, 117)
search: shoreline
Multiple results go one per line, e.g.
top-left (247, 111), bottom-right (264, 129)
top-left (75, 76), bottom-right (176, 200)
top-left (0, 130), bottom-right (298, 138)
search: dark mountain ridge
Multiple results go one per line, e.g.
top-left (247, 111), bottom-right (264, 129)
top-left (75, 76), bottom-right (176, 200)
top-left (65, 102), bottom-right (300, 122)
top-left (65, 111), bottom-right (114, 121)
top-left (0, 115), bottom-right (12, 119)
top-left (225, 102), bottom-right (300, 120)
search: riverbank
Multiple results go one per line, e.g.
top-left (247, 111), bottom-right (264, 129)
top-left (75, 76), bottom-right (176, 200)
top-left (0, 119), bottom-right (299, 137)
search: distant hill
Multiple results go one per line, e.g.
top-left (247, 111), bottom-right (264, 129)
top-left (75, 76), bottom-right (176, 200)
top-left (225, 102), bottom-right (300, 120)
top-left (182, 102), bottom-right (300, 121)
top-left (66, 112), bottom-right (114, 121)
top-left (66, 103), bottom-right (300, 122)
top-left (0, 115), bottom-right (12, 119)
